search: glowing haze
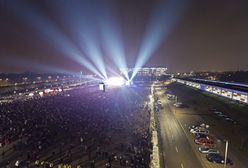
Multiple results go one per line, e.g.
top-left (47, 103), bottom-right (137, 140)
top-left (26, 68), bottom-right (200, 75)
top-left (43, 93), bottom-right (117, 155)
top-left (0, 0), bottom-right (247, 75)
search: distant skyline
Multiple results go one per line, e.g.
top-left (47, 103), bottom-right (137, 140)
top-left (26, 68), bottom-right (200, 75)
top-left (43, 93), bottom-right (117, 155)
top-left (0, 0), bottom-right (248, 74)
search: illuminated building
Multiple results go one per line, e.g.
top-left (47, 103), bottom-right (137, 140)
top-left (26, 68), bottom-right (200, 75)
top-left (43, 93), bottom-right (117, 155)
top-left (120, 67), bottom-right (167, 77)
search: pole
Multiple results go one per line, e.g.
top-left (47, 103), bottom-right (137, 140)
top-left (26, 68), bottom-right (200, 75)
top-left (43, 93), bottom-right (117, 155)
top-left (224, 140), bottom-right (228, 168)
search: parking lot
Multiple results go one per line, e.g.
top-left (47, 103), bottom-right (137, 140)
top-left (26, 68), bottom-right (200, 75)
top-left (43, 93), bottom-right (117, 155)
top-left (155, 82), bottom-right (248, 168)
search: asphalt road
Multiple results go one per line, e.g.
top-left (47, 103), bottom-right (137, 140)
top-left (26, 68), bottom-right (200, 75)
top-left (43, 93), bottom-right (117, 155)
top-left (155, 82), bottom-right (248, 168)
top-left (156, 87), bottom-right (204, 168)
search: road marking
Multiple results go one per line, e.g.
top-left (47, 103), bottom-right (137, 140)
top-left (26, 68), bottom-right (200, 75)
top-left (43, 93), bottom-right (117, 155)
top-left (177, 116), bottom-right (188, 137)
top-left (180, 163), bottom-right (184, 168)
top-left (175, 146), bottom-right (179, 153)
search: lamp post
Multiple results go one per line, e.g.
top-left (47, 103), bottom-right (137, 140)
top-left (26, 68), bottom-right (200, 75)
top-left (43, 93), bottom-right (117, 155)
top-left (224, 140), bottom-right (229, 168)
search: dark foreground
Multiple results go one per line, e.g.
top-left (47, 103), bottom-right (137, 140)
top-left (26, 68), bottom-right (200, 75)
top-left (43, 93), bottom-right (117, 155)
top-left (0, 86), bottom-right (151, 168)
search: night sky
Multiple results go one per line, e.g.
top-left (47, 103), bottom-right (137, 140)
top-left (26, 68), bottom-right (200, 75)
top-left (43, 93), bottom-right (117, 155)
top-left (0, 0), bottom-right (248, 73)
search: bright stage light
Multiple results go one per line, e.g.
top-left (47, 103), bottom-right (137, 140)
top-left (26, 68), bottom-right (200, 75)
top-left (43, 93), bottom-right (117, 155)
top-left (125, 80), bottom-right (132, 86)
top-left (104, 77), bottom-right (125, 86)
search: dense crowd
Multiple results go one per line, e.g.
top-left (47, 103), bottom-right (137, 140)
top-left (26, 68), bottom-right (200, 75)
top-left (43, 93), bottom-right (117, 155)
top-left (0, 86), bottom-right (152, 168)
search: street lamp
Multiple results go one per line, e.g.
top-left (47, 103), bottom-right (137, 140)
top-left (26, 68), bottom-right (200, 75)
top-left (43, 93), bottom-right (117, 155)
top-left (224, 140), bottom-right (229, 168)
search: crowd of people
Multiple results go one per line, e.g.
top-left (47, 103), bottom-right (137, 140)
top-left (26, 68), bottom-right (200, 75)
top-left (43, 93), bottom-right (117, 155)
top-left (0, 86), bottom-right (152, 168)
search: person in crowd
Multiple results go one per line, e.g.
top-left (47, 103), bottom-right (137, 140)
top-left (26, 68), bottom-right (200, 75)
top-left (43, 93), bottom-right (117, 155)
top-left (0, 87), bottom-right (151, 168)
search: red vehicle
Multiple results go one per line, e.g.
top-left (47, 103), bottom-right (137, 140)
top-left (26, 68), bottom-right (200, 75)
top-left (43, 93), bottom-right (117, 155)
top-left (195, 134), bottom-right (214, 141)
top-left (195, 137), bottom-right (214, 147)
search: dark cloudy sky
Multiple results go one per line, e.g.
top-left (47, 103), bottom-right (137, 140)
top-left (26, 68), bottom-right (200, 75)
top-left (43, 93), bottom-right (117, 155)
top-left (0, 0), bottom-right (248, 73)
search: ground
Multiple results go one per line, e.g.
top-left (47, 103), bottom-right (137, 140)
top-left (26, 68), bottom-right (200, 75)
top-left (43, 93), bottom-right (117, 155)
top-left (156, 82), bottom-right (248, 168)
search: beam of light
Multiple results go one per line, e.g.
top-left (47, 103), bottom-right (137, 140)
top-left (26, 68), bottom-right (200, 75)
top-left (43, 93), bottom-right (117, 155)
top-left (81, 76), bottom-right (101, 82)
top-left (106, 66), bottom-right (121, 77)
top-left (0, 54), bottom-right (102, 82)
top-left (78, 74), bottom-right (102, 82)
top-left (96, 0), bottom-right (129, 80)
top-left (0, 0), bottom-right (104, 79)
top-left (0, 54), bottom-right (78, 75)
top-left (81, 33), bottom-right (108, 79)
top-left (50, 0), bottom-right (108, 79)
top-left (131, 0), bottom-right (188, 80)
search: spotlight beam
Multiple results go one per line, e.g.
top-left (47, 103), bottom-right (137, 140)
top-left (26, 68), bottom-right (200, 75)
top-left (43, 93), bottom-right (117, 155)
top-left (107, 66), bottom-right (121, 77)
top-left (80, 32), bottom-right (108, 79)
top-left (1, 1), bottom-right (104, 79)
top-left (0, 54), bottom-right (77, 75)
top-left (51, 0), bottom-right (108, 79)
top-left (131, 0), bottom-right (187, 80)
top-left (96, 1), bottom-right (129, 80)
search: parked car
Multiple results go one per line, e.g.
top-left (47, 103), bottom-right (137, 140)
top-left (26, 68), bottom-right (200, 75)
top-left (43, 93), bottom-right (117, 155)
top-left (15, 160), bottom-right (30, 168)
top-left (167, 94), bottom-right (176, 100)
top-left (213, 111), bottom-right (222, 115)
top-left (189, 125), bottom-right (201, 131)
top-left (217, 114), bottom-right (227, 118)
top-left (190, 126), bottom-right (203, 131)
top-left (174, 102), bottom-right (183, 108)
top-left (195, 134), bottom-right (214, 141)
top-left (189, 123), bottom-right (207, 130)
top-left (206, 153), bottom-right (233, 165)
top-left (190, 128), bottom-right (209, 135)
top-left (224, 117), bottom-right (237, 124)
top-left (198, 147), bottom-right (219, 154)
top-left (195, 133), bottom-right (208, 139)
top-left (195, 137), bottom-right (214, 147)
